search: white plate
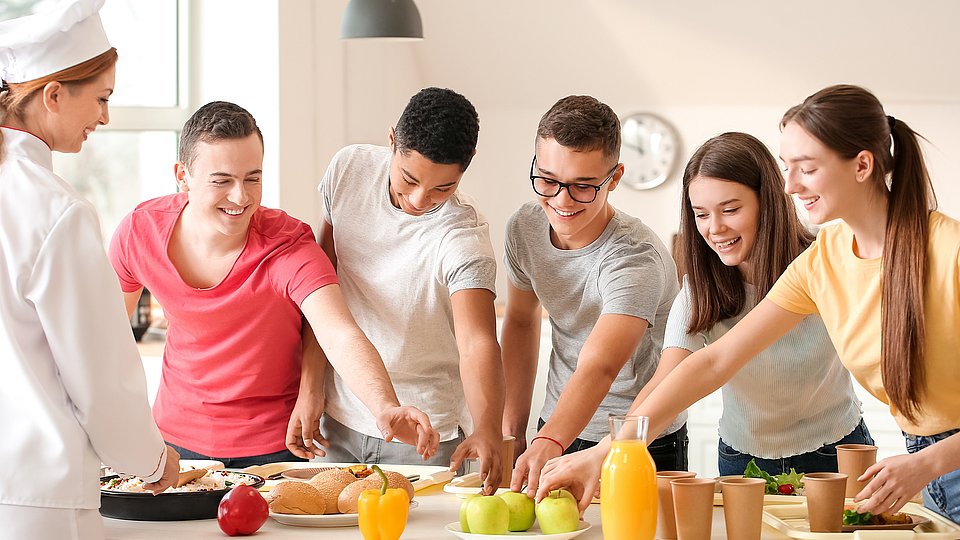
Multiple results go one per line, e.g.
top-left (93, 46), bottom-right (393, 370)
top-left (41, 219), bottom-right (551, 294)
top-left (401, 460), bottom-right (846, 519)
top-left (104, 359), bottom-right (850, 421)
top-left (445, 521), bottom-right (591, 540)
top-left (270, 500), bottom-right (418, 528)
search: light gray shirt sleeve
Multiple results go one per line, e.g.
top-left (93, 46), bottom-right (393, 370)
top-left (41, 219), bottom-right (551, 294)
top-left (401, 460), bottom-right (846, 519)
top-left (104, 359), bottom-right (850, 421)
top-left (662, 277), bottom-right (708, 353)
top-left (597, 244), bottom-right (669, 327)
top-left (438, 221), bottom-right (498, 295)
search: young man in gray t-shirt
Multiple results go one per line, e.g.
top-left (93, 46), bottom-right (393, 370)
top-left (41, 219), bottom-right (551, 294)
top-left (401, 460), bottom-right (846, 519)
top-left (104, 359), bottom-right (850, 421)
top-left (502, 95), bottom-right (685, 497)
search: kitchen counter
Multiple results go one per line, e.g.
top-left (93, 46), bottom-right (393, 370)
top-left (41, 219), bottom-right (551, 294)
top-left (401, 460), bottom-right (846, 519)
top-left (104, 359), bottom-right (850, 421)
top-left (103, 483), bottom-right (793, 539)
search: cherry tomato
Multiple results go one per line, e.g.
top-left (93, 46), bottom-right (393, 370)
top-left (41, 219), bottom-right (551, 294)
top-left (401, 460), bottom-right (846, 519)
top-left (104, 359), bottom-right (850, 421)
top-left (217, 485), bottom-right (269, 536)
top-left (777, 484), bottom-right (795, 495)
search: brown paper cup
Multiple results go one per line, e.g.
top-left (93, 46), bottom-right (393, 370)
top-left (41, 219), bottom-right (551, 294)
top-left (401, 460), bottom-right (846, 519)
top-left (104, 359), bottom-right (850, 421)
top-left (836, 444), bottom-right (877, 498)
top-left (500, 436), bottom-right (515, 488)
top-left (720, 478), bottom-right (766, 540)
top-left (656, 471), bottom-right (696, 539)
top-left (803, 472), bottom-right (848, 532)
top-left (671, 478), bottom-right (716, 540)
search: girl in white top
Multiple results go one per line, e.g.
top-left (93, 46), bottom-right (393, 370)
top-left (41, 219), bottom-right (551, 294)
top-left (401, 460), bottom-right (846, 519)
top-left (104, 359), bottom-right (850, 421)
top-left (538, 86), bottom-right (960, 523)
top-left (0, 2), bottom-right (179, 538)
top-left (659, 132), bottom-right (870, 476)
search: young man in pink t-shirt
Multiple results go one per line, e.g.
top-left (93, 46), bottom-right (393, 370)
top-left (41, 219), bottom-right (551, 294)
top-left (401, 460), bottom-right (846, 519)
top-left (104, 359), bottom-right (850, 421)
top-left (109, 101), bottom-right (438, 467)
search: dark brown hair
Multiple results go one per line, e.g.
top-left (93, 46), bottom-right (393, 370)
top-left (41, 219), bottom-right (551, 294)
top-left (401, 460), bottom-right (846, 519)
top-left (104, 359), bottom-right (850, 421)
top-left (782, 84), bottom-right (936, 423)
top-left (0, 48), bottom-right (118, 162)
top-left (680, 132), bottom-right (814, 333)
top-left (536, 95), bottom-right (620, 160)
top-left (178, 101), bottom-right (263, 168)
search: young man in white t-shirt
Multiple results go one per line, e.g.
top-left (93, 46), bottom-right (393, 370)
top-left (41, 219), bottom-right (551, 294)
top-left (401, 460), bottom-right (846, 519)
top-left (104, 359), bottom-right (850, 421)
top-left (304, 88), bottom-right (506, 494)
top-left (502, 95), bottom-right (684, 497)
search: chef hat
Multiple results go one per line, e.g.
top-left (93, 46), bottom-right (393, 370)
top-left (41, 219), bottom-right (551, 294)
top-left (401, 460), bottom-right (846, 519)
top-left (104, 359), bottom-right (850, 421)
top-left (0, 0), bottom-right (111, 86)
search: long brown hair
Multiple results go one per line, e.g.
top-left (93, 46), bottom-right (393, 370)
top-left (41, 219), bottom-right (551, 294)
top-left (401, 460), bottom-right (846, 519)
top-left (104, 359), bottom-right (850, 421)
top-left (680, 132), bottom-right (814, 334)
top-left (781, 84), bottom-right (936, 423)
top-left (0, 48), bottom-right (118, 162)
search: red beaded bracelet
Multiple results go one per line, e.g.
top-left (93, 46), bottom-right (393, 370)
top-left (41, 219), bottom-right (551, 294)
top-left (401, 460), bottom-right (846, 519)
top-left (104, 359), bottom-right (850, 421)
top-left (531, 435), bottom-right (565, 452)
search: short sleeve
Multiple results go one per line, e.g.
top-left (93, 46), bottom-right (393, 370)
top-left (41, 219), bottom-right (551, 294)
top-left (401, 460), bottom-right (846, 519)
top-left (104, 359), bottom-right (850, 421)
top-left (503, 210), bottom-right (533, 291)
top-left (107, 210), bottom-right (143, 293)
top-left (766, 240), bottom-right (819, 315)
top-left (437, 221), bottom-right (497, 295)
top-left (274, 225), bottom-right (339, 305)
top-left (597, 243), bottom-right (667, 325)
top-left (318, 148), bottom-right (344, 227)
top-left (662, 277), bottom-right (708, 353)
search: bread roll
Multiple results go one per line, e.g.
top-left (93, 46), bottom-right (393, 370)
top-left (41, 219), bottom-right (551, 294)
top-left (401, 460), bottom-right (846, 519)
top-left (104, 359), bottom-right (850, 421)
top-left (337, 477), bottom-right (378, 514)
top-left (268, 481), bottom-right (326, 515)
top-left (336, 469), bottom-right (415, 514)
top-left (308, 469), bottom-right (357, 515)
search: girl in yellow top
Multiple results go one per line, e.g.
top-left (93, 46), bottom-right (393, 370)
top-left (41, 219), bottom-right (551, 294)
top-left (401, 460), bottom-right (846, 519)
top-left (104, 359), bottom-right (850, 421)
top-left (537, 84), bottom-right (960, 524)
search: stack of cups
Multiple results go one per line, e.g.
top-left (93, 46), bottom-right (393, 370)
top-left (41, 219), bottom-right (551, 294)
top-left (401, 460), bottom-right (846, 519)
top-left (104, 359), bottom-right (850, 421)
top-left (656, 472), bottom-right (696, 538)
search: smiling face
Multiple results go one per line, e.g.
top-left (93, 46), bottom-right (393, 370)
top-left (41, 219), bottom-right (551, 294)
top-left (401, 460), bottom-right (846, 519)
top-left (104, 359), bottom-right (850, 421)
top-left (688, 176), bottom-right (760, 279)
top-left (533, 137), bottom-right (622, 250)
top-left (779, 121), bottom-right (863, 225)
top-left (49, 63), bottom-right (115, 153)
top-left (176, 133), bottom-right (263, 239)
top-left (387, 136), bottom-right (465, 216)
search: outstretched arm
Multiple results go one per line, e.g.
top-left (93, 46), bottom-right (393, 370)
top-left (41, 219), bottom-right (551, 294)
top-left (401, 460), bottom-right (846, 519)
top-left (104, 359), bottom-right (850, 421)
top-left (447, 288), bottom-right (506, 494)
top-left (537, 299), bottom-right (804, 507)
top-left (500, 283), bottom-right (543, 467)
top-left (514, 312), bottom-right (648, 497)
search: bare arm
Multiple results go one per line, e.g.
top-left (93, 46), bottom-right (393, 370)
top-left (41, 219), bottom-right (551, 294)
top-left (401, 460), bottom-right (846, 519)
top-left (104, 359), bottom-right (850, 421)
top-left (500, 282), bottom-right (542, 458)
top-left (635, 299), bottom-right (803, 439)
top-left (447, 288), bottom-right (506, 493)
top-left (285, 323), bottom-right (330, 459)
top-left (515, 312), bottom-right (649, 495)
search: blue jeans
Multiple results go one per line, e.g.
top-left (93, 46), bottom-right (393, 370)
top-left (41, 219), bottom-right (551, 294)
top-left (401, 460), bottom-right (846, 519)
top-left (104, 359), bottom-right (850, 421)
top-left (168, 443), bottom-right (306, 469)
top-left (905, 428), bottom-right (960, 523)
top-left (537, 418), bottom-right (689, 471)
top-left (718, 418), bottom-right (874, 476)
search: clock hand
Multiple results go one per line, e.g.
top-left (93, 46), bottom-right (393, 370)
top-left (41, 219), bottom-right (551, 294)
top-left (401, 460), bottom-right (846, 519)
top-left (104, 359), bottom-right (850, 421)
top-left (623, 140), bottom-right (645, 156)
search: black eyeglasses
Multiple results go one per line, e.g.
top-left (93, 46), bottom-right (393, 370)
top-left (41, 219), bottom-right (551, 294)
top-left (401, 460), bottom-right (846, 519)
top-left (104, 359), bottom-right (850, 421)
top-left (529, 156), bottom-right (618, 204)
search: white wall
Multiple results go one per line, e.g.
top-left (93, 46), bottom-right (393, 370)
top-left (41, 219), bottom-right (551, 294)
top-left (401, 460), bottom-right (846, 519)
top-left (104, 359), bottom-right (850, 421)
top-left (195, 1), bottom-right (957, 475)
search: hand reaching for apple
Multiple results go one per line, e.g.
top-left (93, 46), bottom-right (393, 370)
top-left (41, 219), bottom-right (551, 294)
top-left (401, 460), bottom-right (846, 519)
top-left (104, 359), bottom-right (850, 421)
top-left (449, 430), bottom-right (503, 495)
top-left (511, 437), bottom-right (564, 498)
top-left (537, 445), bottom-right (606, 513)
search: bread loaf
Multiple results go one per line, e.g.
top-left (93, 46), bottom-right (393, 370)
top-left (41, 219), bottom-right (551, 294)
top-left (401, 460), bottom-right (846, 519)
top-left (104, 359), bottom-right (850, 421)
top-left (268, 481), bottom-right (327, 515)
top-left (308, 469), bottom-right (358, 515)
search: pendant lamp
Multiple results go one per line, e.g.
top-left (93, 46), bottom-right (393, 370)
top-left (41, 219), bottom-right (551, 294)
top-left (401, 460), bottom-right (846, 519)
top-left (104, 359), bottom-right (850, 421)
top-left (340, 0), bottom-right (423, 40)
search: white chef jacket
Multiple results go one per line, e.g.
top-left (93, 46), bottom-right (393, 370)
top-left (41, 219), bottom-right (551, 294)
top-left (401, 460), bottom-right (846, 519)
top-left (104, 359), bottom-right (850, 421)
top-left (0, 127), bottom-right (166, 509)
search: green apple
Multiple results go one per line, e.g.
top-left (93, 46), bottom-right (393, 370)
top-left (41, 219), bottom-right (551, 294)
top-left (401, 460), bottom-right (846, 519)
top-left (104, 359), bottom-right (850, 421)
top-left (464, 495), bottom-right (510, 535)
top-left (498, 491), bottom-right (536, 532)
top-left (536, 491), bottom-right (580, 534)
top-left (549, 489), bottom-right (577, 504)
top-left (459, 494), bottom-right (479, 532)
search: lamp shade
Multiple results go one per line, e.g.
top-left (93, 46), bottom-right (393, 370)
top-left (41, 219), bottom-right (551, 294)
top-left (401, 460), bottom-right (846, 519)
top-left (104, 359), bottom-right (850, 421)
top-left (341, 0), bottom-right (423, 40)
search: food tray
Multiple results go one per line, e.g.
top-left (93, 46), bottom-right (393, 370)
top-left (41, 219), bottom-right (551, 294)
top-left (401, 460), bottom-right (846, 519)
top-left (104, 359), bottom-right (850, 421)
top-left (762, 502), bottom-right (960, 539)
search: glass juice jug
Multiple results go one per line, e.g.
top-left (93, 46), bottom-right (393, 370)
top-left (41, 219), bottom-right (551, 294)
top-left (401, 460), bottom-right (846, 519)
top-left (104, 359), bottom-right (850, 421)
top-left (601, 415), bottom-right (658, 540)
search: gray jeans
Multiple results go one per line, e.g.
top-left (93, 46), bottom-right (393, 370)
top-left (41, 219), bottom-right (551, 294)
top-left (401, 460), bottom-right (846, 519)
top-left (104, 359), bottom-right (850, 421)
top-left (315, 414), bottom-right (466, 472)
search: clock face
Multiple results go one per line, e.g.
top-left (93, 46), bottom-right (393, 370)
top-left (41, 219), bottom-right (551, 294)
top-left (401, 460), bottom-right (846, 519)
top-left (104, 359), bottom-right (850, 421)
top-left (620, 113), bottom-right (680, 190)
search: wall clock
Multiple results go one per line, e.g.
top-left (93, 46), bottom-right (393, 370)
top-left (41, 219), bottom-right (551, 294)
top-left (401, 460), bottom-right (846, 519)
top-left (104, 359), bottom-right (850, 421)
top-left (619, 112), bottom-right (681, 190)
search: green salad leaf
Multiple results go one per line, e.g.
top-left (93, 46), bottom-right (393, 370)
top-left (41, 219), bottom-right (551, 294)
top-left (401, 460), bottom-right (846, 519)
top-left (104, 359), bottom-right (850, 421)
top-left (742, 458), bottom-right (804, 495)
top-left (843, 509), bottom-right (874, 526)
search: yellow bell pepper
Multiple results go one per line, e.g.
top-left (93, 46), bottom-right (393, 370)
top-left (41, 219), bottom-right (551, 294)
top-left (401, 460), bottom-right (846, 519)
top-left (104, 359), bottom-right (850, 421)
top-left (358, 465), bottom-right (410, 540)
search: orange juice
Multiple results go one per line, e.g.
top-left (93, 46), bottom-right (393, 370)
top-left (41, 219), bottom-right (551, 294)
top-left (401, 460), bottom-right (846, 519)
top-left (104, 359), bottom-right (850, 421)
top-left (601, 439), bottom-right (658, 540)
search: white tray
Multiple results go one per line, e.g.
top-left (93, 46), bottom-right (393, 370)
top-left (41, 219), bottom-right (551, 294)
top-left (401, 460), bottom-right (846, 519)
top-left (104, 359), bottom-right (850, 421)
top-left (762, 502), bottom-right (960, 539)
